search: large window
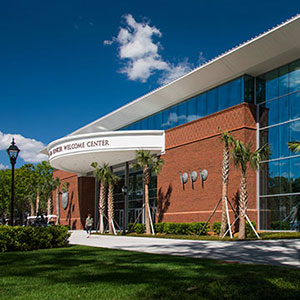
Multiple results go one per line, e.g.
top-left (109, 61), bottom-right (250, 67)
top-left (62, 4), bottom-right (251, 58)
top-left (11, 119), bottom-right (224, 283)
top-left (121, 75), bottom-right (254, 131)
top-left (258, 59), bottom-right (300, 230)
top-left (112, 163), bottom-right (157, 228)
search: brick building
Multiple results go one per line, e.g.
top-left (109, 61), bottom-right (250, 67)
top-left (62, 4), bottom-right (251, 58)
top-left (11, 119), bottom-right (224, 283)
top-left (44, 15), bottom-right (300, 231)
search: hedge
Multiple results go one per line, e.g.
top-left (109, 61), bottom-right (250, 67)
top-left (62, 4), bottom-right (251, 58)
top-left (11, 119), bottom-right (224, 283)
top-left (129, 222), bottom-right (209, 235)
top-left (0, 225), bottom-right (71, 252)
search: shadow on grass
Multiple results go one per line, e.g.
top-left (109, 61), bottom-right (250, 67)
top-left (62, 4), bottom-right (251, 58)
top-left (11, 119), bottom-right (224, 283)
top-left (0, 245), bottom-right (299, 300)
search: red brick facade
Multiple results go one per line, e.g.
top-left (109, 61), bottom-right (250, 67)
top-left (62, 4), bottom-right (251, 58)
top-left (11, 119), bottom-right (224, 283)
top-left (157, 102), bottom-right (257, 224)
top-left (52, 170), bottom-right (95, 229)
top-left (53, 103), bottom-right (258, 229)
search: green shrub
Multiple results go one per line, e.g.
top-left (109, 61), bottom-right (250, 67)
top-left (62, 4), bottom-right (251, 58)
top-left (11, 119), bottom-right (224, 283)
top-left (154, 223), bottom-right (164, 233)
top-left (188, 222), bottom-right (209, 235)
top-left (0, 225), bottom-right (70, 252)
top-left (270, 221), bottom-right (290, 230)
top-left (134, 224), bottom-right (145, 234)
top-left (246, 221), bottom-right (257, 237)
top-left (212, 222), bottom-right (221, 235)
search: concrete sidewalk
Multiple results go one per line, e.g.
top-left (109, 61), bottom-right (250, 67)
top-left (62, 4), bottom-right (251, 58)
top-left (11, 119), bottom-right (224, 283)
top-left (69, 230), bottom-right (300, 268)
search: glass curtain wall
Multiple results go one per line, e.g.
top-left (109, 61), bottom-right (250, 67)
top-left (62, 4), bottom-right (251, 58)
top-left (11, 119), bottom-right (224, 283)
top-left (258, 59), bottom-right (300, 230)
top-left (112, 163), bottom-right (157, 229)
top-left (121, 75), bottom-right (254, 131)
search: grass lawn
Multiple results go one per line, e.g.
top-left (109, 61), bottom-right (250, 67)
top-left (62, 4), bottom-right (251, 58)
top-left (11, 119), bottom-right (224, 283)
top-left (0, 245), bottom-right (299, 300)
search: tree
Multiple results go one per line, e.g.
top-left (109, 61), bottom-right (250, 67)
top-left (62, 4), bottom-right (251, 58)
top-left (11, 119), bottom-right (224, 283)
top-left (54, 177), bottom-right (61, 224)
top-left (91, 162), bottom-right (110, 234)
top-left (134, 150), bottom-right (164, 234)
top-left (219, 131), bottom-right (236, 237)
top-left (232, 140), bottom-right (270, 239)
top-left (0, 169), bottom-right (10, 222)
top-left (35, 161), bottom-right (54, 215)
top-left (106, 168), bottom-right (119, 234)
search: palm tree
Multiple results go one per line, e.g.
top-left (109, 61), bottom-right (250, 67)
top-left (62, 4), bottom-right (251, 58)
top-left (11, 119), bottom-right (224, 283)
top-left (288, 141), bottom-right (300, 153)
top-left (219, 131), bottom-right (236, 237)
top-left (54, 177), bottom-right (61, 224)
top-left (134, 150), bottom-right (164, 234)
top-left (106, 169), bottom-right (120, 234)
top-left (232, 140), bottom-right (270, 239)
top-left (61, 182), bottom-right (70, 193)
top-left (91, 162), bottom-right (110, 233)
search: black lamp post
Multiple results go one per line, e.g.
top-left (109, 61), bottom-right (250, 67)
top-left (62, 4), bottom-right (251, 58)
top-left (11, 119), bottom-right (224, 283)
top-left (7, 138), bottom-right (20, 226)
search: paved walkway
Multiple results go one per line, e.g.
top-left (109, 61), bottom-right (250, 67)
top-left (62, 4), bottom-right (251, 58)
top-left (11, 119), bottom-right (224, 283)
top-left (69, 230), bottom-right (300, 268)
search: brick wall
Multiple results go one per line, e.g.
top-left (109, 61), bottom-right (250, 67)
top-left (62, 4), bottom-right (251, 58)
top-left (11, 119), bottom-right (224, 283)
top-left (157, 102), bottom-right (258, 226)
top-left (52, 170), bottom-right (95, 229)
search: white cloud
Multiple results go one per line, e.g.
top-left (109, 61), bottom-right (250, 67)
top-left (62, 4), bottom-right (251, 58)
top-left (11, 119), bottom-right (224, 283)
top-left (290, 120), bottom-right (300, 132)
top-left (0, 131), bottom-right (47, 163)
top-left (104, 14), bottom-right (195, 84)
top-left (159, 59), bottom-right (193, 85)
top-left (0, 163), bottom-right (8, 170)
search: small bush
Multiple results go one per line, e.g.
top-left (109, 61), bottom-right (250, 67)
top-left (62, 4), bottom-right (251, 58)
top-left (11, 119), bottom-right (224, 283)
top-left (154, 223), bottom-right (164, 233)
top-left (246, 221), bottom-right (257, 237)
top-left (134, 224), bottom-right (145, 234)
top-left (0, 225), bottom-right (70, 252)
top-left (270, 221), bottom-right (290, 230)
top-left (131, 222), bottom-right (209, 235)
top-left (212, 222), bottom-right (221, 235)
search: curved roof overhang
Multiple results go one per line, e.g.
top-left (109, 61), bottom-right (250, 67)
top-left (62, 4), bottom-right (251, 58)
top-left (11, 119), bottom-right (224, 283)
top-left (70, 15), bottom-right (300, 136)
top-left (47, 131), bottom-right (165, 174)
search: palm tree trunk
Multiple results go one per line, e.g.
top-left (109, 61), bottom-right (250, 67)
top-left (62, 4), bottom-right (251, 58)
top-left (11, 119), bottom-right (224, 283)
top-left (144, 183), bottom-right (151, 234)
top-left (36, 192), bottom-right (39, 215)
top-left (99, 182), bottom-right (106, 234)
top-left (238, 172), bottom-right (248, 239)
top-left (108, 184), bottom-right (114, 234)
top-left (30, 201), bottom-right (34, 216)
top-left (47, 197), bottom-right (51, 216)
top-left (56, 187), bottom-right (60, 225)
top-left (220, 146), bottom-right (229, 237)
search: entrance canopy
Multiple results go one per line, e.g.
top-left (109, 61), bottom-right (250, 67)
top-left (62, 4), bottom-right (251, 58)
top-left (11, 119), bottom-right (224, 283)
top-left (46, 130), bottom-right (165, 174)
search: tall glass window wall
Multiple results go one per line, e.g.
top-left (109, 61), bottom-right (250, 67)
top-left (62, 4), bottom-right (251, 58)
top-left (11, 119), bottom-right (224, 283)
top-left (112, 164), bottom-right (157, 229)
top-left (258, 59), bottom-right (300, 230)
top-left (121, 75), bottom-right (254, 131)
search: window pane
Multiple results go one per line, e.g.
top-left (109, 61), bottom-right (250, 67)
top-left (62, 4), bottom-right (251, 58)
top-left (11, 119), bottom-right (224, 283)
top-left (259, 195), bottom-right (300, 230)
top-left (207, 89), bottom-right (218, 115)
top-left (289, 92), bottom-right (300, 120)
top-left (244, 75), bottom-right (254, 103)
top-left (227, 77), bottom-right (242, 106)
top-left (291, 156), bottom-right (300, 193)
top-left (289, 60), bottom-right (300, 93)
top-left (260, 126), bottom-right (279, 160)
top-left (197, 94), bottom-right (207, 118)
top-left (265, 69), bottom-right (279, 100)
top-left (187, 97), bottom-right (197, 122)
top-left (177, 101), bottom-right (187, 126)
top-left (161, 110), bottom-right (169, 130)
top-left (278, 65), bottom-right (289, 96)
top-left (218, 83), bottom-right (229, 111)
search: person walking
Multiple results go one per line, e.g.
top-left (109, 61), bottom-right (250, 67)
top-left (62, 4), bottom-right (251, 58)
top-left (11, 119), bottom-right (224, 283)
top-left (85, 214), bottom-right (93, 238)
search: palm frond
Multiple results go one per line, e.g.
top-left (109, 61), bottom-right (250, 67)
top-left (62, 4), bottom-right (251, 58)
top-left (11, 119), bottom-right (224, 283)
top-left (288, 141), bottom-right (300, 153)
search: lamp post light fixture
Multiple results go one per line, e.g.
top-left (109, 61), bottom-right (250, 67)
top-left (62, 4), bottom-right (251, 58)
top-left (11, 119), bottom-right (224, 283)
top-left (7, 138), bottom-right (20, 226)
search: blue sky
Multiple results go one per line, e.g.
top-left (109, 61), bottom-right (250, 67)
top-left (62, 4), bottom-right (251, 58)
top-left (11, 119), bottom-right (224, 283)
top-left (1, 0), bottom-right (300, 168)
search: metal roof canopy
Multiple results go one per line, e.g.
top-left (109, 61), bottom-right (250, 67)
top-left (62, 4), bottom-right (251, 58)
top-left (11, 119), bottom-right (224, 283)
top-left (70, 15), bottom-right (300, 136)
